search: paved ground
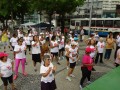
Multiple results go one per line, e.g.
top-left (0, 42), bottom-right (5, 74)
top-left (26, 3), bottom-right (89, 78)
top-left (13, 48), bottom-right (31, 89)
top-left (0, 37), bottom-right (115, 90)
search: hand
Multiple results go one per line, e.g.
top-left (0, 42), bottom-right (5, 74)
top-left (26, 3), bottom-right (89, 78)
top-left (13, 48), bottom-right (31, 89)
top-left (53, 66), bottom-right (57, 71)
top-left (0, 74), bottom-right (3, 77)
top-left (49, 67), bottom-right (52, 71)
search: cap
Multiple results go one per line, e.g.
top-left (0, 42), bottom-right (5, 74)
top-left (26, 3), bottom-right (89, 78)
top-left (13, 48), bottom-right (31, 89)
top-left (0, 52), bottom-right (8, 58)
top-left (74, 37), bottom-right (79, 41)
top-left (85, 47), bottom-right (92, 53)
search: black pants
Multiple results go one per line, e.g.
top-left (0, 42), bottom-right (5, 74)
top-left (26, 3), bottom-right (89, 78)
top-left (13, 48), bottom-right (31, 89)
top-left (80, 67), bottom-right (91, 86)
top-left (1, 75), bottom-right (13, 86)
top-left (95, 53), bottom-right (103, 64)
top-left (115, 63), bottom-right (119, 67)
top-left (114, 46), bottom-right (120, 59)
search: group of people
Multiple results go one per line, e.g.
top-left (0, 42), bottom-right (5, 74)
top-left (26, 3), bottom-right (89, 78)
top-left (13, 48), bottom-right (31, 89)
top-left (0, 27), bottom-right (119, 90)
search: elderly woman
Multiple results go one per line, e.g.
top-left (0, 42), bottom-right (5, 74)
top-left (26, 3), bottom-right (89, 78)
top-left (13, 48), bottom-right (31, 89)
top-left (0, 52), bottom-right (15, 90)
top-left (40, 55), bottom-right (57, 90)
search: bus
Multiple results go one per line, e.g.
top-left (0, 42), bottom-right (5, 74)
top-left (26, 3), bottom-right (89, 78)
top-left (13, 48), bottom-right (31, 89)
top-left (70, 18), bottom-right (120, 37)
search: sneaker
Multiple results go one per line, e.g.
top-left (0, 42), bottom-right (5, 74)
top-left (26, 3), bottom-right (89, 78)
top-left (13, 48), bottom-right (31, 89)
top-left (66, 66), bottom-right (69, 70)
top-left (79, 85), bottom-right (83, 90)
top-left (13, 75), bottom-right (18, 80)
top-left (23, 72), bottom-right (27, 76)
top-left (34, 69), bottom-right (37, 72)
top-left (66, 76), bottom-right (71, 81)
top-left (87, 81), bottom-right (92, 84)
top-left (57, 62), bottom-right (61, 65)
top-left (70, 74), bottom-right (75, 78)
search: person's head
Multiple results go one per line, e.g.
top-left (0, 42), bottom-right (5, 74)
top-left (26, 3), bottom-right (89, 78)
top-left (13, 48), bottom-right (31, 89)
top-left (95, 31), bottom-right (98, 34)
top-left (71, 42), bottom-right (77, 49)
top-left (0, 52), bottom-right (8, 62)
top-left (51, 36), bottom-right (56, 41)
top-left (74, 37), bottom-right (79, 41)
top-left (25, 33), bottom-right (28, 37)
top-left (80, 26), bottom-right (83, 30)
top-left (99, 37), bottom-right (103, 42)
top-left (13, 33), bottom-right (17, 38)
top-left (109, 34), bottom-right (113, 38)
top-left (66, 39), bottom-right (71, 44)
top-left (85, 47), bottom-right (91, 55)
top-left (33, 35), bottom-right (39, 41)
top-left (43, 55), bottom-right (51, 66)
top-left (17, 37), bottom-right (23, 45)
top-left (88, 39), bottom-right (95, 46)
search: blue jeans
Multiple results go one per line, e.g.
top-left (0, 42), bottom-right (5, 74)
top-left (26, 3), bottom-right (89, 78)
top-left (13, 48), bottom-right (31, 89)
top-left (104, 49), bottom-right (112, 60)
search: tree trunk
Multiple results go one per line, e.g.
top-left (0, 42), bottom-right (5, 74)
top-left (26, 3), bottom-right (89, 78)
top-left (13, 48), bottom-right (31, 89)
top-left (60, 14), bottom-right (65, 34)
top-left (21, 13), bottom-right (24, 24)
top-left (48, 13), bottom-right (52, 31)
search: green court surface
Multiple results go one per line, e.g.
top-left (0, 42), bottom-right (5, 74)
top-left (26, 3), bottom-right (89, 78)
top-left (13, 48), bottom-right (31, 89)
top-left (83, 67), bottom-right (120, 90)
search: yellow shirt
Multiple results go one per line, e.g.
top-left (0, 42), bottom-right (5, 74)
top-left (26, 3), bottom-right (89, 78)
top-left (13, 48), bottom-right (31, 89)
top-left (105, 38), bottom-right (114, 49)
top-left (1, 33), bottom-right (8, 42)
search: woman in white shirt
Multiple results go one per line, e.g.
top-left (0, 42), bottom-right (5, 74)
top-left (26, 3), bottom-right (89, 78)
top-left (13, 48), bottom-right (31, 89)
top-left (14, 38), bottom-right (27, 80)
top-left (10, 33), bottom-right (18, 50)
top-left (65, 39), bottom-right (71, 69)
top-left (31, 35), bottom-right (41, 72)
top-left (40, 55), bottom-right (57, 90)
top-left (24, 34), bottom-right (31, 55)
top-left (0, 52), bottom-right (15, 90)
top-left (66, 42), bottom-right (78, 81)
top-left (50, 36), bottom-right (60, 65)
top-left (95, 37), bottom-right (105, 64)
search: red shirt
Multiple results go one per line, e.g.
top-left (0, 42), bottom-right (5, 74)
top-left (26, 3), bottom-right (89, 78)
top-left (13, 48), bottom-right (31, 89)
top-left (82, 54), bottom-right (93, 71)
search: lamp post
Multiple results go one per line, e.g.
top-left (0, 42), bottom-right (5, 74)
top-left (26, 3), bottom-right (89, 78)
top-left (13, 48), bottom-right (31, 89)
top-left (88, 0), bottom-right (93, 36)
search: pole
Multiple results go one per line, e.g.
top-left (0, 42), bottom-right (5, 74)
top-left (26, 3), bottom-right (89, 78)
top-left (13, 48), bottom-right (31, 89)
top-left (88, 0), bottom-right (93, 36)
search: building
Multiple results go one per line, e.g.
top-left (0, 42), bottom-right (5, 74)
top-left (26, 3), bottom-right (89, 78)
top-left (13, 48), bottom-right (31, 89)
top-left (74, 0), bottom-right (120, 18)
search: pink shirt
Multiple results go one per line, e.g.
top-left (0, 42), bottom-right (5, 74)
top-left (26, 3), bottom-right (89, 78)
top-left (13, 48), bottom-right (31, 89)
top-left (82, 54), bottom-right (93, 71)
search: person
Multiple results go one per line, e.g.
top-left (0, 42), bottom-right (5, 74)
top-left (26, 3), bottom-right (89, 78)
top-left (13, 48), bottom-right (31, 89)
top-left (94, 31), bottom-right (99, 44)
top-left (31, 35), bottom-right (41, 72)
top-left (66, 42), bottom-right (78, 81)
top-left (10, 33), bottom-right (18, 50)
top-left (65, 40), bottom-right (71, 69)
top-left (80, 47), bottom-right (94, 89)
top-left (1, 29), bottom-right (11, 52)
top-left (58, 36), bottom-right (65, 60)
top-left (95, 37), bottom-right (105, 64)
top-left (40, 55), bottom-right (57, 90)
top-left (24, 33), bottom-right (31, 55)
top-left (114, 32), bottom-right (120, 59)
top-left (115, 48), bottom-right (120, 67)
top-left (14, 38), bottom-right (27, 80)
top-left (50, 36), bottom-right (60, 65)
top-left (80, 26), bottom-right (84, 42)
top-left (104, 34), bottom-right (114, 60)
top-left (0, 52), bottom-right (15, 90)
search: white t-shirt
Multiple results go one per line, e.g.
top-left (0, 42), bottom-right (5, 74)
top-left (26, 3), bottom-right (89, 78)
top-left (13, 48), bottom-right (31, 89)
top-left (69, 48), bottom-right (77, 63)
top-left (59, 39), bottom-right (64, 49)
top-left (28, 33), bottom-right (33, 41)
top-left (24, 37), bottom-right (31, 45)
top-left (31, 41), bottom-right (41, 54)
top-left (18, 33), bottom-right (24, 38)
top-left (50, 41), bottom-right (59, 53)
top-left (10, 37), bottom-right (18, 46)
top-left (40, 63), bottom-right (54, 83)
top-left (97, 42), bottom-right (105, 53)
top-left (0, 58), bottom-right (13, 77)
top-left (14, 45), bottom-right (26, 59)
top-left (94, 34), bottom-right (99, 41)
top-left (90, 45), bottom-right (96, 58)
top-left (65, 44), bottom-right (71, 55)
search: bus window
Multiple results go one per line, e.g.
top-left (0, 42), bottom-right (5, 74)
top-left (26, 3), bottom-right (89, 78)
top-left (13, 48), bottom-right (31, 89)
top-left (71, 20), bottom-right (75, 26)
top-left (96, 20), bottom-right (104, 27)
top-left (104, 20), bottom-right (113, 27)
top-left (91, 20), bottom-right (95, 27)
top-left (114, 20), bottom-right (120, 28)
top-left (81, 20), bottom-right (89, 26)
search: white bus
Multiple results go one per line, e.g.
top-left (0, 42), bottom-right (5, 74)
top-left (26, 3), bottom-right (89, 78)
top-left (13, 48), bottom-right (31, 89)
top-left (70, 18), bottom-right (120, 36)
